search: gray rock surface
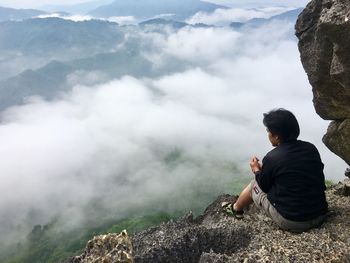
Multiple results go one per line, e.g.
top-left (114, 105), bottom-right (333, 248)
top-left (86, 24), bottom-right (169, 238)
top-left (295, 0), bottom-right (350, 165)
top-left (65, 185), bottom-right (350, 262)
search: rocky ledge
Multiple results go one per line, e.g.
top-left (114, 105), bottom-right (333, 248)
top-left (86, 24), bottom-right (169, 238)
top-left (296, 0), bottom-right (350, 165)
top-left (64, 181), bottom-right (350, 263)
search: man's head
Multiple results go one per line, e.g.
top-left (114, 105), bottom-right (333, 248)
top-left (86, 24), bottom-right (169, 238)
top-left (263, 108), bottom-right (300, 146)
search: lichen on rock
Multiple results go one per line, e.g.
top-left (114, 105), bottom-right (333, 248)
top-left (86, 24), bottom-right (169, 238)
top-left (64, 230), bottom-right (133, 263)
top-left (295, 0), bottom-right (350, 166)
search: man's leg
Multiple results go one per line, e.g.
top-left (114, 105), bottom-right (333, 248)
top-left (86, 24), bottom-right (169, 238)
top-left (234, 183), bottom-right (253, 211)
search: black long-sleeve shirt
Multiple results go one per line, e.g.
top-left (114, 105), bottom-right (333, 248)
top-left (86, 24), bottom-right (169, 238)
top-left (255, 140), bottom-right (328, 221)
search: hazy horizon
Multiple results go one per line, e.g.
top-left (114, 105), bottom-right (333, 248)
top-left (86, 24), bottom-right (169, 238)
top-left (0, 0), bottom-right (310, 10)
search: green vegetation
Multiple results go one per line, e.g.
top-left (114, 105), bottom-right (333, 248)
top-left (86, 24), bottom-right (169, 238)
top-left (325, 179), bottom-right (334, 189)
top-left (164, 148), bottom-right (183, 165)
top-left (1, 213), bottom-right (173, 263)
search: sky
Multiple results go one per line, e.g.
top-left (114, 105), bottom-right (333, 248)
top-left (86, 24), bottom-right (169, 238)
top-left (0, 0), bottom-right (310, 9)
top-left (1, 0), bottom-right (92, 8)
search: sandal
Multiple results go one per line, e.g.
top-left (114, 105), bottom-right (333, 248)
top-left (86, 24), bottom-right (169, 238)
top-left (221, 201), bottom-right (244, 219)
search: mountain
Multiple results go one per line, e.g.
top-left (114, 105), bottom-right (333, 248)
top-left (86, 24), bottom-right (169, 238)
top-left (0, 15), bottom-right (204, 111)
top-left (0, 18), bottom-right (123, 55)
top-left (0, 49), bottom-right (153, 111)
top-left (41, 0), bottom-right (114, 14)
top-left (0, 6), bottom-right (46, 22)
top-left (216, 0), bottom-right (309, 8)
top-left (139, 18), bottom-right (212, 30)
top-left (0, 61), bottom-right (73, 110)
top-left (139, 18), bottom-right (188, 29)
top-left (230, 8), bottom-right (303, 29)
top-left (270, 8), bottom-right (303, 21)
top-left (89, 0), bottom-right (227, 20)
top-left (0, 17), bottom-right (125, 83)
top-left (0, 42), bottom-right (191, 111)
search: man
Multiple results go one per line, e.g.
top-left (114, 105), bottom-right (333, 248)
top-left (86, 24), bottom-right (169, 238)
top-left (224, 108), bottom-right (328, 232)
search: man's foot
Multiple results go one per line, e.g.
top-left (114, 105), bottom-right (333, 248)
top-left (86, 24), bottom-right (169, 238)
top-left (221, 202), bottom-right (244, 219)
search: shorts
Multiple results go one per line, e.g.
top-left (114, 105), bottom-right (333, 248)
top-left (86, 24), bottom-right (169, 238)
top-left (249, 180), bottom-right (327, 233)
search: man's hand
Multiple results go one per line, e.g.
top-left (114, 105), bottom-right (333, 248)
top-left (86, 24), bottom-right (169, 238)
top-left (250, 156), bottom-right (262, 174)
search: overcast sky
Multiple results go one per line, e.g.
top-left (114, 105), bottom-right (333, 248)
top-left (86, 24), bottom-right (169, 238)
top-left (0, 0), bottom-right (310, 9)
top-left (2, 0), bottom-right (89, 8)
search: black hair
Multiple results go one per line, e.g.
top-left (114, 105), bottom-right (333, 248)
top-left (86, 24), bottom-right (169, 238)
top-left (263, 108), bottom-right (300, 142)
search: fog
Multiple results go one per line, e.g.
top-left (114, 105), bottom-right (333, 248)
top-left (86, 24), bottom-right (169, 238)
top-left (186, 7), bottom-right (293, 25)
top-left (0, 8), bottom-right (347, 249)
top-left (36, 13), bottom-right (139, 24)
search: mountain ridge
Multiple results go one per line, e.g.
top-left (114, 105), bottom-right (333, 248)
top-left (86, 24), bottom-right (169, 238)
top-left (40, 0), bottom-right (114, 14)
top-left (230, 8), bottom-right (303, 29)
top-left (89, 0), bottom-right (228, 20)
top-left (0, 6), bottom-right (46, 21)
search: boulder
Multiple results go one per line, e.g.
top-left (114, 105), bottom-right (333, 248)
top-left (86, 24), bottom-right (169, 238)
top-left (295, 0), bottom-right (350, 165)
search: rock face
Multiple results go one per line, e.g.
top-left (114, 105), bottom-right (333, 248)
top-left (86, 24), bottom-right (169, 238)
top-left (64, 186), bottom-right (350, 262)
top-left (295, 0), bottom-right (350, 165)
top-left (132, 195), bottom-right (250, 263)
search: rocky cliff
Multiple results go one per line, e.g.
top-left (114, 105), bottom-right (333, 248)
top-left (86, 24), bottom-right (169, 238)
top-left (296, 0), bottom-right (350, 166)
top-left (63, 182), bottom-right (350, 262)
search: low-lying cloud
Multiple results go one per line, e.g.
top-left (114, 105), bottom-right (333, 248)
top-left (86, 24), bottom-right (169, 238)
top-left (108, 16), bottom-right (138, 25)
top-left (37, 13), bottom-right (95, 22)
top-left (0, 10), bottom-right (347, 249)
top-left (186, 7), bottom-right (292, 26)
top-left (36, 13), bottom-right (138, 25)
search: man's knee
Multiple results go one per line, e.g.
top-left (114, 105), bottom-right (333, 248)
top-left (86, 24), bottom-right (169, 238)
top-left (250, 180), bottom-right (267, 207)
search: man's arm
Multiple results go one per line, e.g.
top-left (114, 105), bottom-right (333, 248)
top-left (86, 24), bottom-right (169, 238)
top-left (253, 155), bottom-right (274, 193)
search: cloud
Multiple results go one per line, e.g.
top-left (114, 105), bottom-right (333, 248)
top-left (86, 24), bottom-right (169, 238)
top-left (36, 13), bottom-right (138, 25)
top-left (0, 11), bottom-right (347, 248)
top-left (164, 27), bottom-right (241, 62)
top-left (186, 7), bottom-right (292, 26)
top-left (0, 75), bottom-right (245, 244)
top-left (66, 70), bottom-right (110, 86)
top-left (108, 16), bottom-right (138, 25)
top-left (152, 13), bottom-right (176, 19)
top-left (37, 13), bottom-right (95, 21)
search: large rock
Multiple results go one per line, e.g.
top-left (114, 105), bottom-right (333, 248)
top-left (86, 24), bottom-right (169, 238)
top-left (295, 0), bottom-right (350, 165)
